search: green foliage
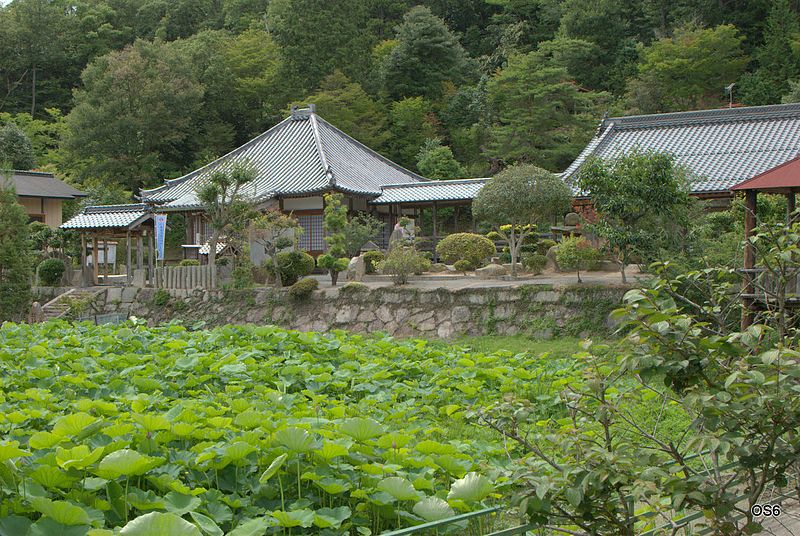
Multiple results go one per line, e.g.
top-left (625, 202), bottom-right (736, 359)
top-left (486, 51), bottom-right (602, 171)
top-left (578, 149), bottom-right (693, 282)
top-left (0, 181), bottom-right (32, 321)
top-left (453, 259), bottom-right (474, 273)
top-left (384, 6), bottom-right (474, 100)
top-left (37, 257), bottom-right (66, 286)
top-left (521, 253), bottom-right (547, 274)
top-left (179, 259), bottom-right (200, 266)
top-left (379, 246), bottom-right (428, 284)
top-left (340, 281), bottom-right (369, 293)
top-left (0, 321), bottom-right (555, 533)
top-left (416, 138), bottom-right (464, 179)
top-left (386, 97), bottom-right (437, 169)
top-left (152, 289), bottom-right (170, 307)
top-left (288, 276), bottom-right (319, 300)
top-left (343, 212), bottom-right (384, 257)
top-left (316, 254), bottom-right (349, 280)
top-left (362, 250), bottom-right (384, 274)
top-left (322, 193), bottom-right (348, 285)
top-left (0, 122), bottom-right (35, 169)
top-left (272, 250), bottom-right (315, 286)
top-left (537, 239), bottom-right (557, 256)
top-left (230, 264), bottom-right (255, 289)
top-left (249, 209), bottom-right (300, 287)
top-left (436, 232), bottom-right (495, 266)
top-left (555, 235), bottom-right (593, 283)
top-left (626, 24), bottom-right (749, 113)
top-left (473, 165), bottom-right (571, 275)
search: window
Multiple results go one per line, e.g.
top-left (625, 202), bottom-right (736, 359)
top-left (28, 214), bottom-right (45, 223)
top-left (297, 214), bottom-right (325, 251)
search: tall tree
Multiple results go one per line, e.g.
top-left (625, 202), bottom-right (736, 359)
top-left (739, 0), bottom-right (800, 105)
top-left (486, 51), bottom-right (600, 171)
top-left (384, 5), bottom-right (474, 100)
top-left (626, 24), bottom-right (749, 113)
top-left (267, 0), bottom-right (374, 96)
top-left (295, 70), bottom-right (389, 150)
top-left (0, 177), bottom-right (32, 322)
top-left (416, 138), bottom-right (464, 179)
top-left (63, 40), bottom-right (204, 191)
top-left (386, 97), bottom-right (437, 169)
top-left (0, 122), bottom-right (35, 170)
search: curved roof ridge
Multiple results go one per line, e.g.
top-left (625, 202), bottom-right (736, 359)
top-left (381, 177), bottom-right (489, 189)
top-left (309, 113), bottom-right (334, 187)
top-left (603, 102), bottom-right (800, 130)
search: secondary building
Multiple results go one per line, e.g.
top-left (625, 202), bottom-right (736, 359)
top-left (5, 170), bottom-right (86, 228)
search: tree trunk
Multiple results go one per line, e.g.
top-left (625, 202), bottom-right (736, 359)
top-left (208, 230), bottom-right (219, 267)
top-left (271, 253), bottom-right (282, 288)
top-left (330, 270), bottom-right (339, 286)
top-left (619, 262), bottom-right (627, 284)
top-left (30, 65), bottom-right (36, 117)
top-left (509, 229), bottom-right (517, 277)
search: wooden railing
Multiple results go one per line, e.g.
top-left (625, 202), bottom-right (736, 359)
top-left (153, 265), bottom-right (217, 290)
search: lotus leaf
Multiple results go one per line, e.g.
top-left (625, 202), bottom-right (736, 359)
top-left (447, 472), bottom-right (494, 503)
top-left (377, 477), bottom-right (421, 501)
top-left (95, 449), bottom-right (165, 478)
top-left (413, 497), bottom-right (455, 521)
top-left (119, 512), bottom-right (201, 536)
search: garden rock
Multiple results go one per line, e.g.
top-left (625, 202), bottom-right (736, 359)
top-left (546, 245), bottom-right (560, 272)
top-left (475, 263), bottom-right (507, 279)
top-left (345, 255), bottom-right (366, 282)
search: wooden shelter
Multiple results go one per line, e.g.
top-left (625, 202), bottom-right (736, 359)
top-left (61, 204), bottom-right (155, 286)
top-left (731, 156), bottom-right (800, 328)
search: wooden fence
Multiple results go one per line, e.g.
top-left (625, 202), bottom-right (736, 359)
top-left (153, 265), bottom-right (217, 290)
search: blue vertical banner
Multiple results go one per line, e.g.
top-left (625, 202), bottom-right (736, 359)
top-left (155, 214), bottom-right (167, 261)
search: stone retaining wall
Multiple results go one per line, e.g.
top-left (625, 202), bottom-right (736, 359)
top-left (95, 284), bottom-right (627, 339)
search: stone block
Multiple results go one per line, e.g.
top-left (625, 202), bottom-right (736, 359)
top-left (475, 263), bottom-right (507, 279)
top-left (534, 290), bottom-right (559, 303)
top-left (451, 305), bottom-right (471, 323)
top-left (121, 287), bottom-right (138, 303)
top-left (131, 268), bottom-right (147, 287)
top-left (437, 321), bottom-right (454, 339)
top-left (106, 287), bottom-right (123, 303)
top-left (345, 255), bottom-right (366, 282)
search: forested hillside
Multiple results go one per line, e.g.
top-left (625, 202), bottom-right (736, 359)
top-left (1, 0), bottom-right (800, 201)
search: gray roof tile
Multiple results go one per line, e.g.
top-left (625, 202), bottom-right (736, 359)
top-left (563, 103), bottom-right (800, 194)
top-left (371, 178), bottom-right (489, 204)
top-left (141, 107), bottom-right (426, 206)
top-left (61, 204), bottom-right (151, 230)
top-left (4, 170), bottom-right (86, 199)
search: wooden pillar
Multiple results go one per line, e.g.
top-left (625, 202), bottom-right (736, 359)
top-left (91, 235), bottom-right (99, 286)
top-left (742, 189), bottom-right (758, 330)
top-left (148, 232), bottom-right (155, 282)
top-left (788, 189), bottom-right (796, 224)
top-left (80, 234), bottom-right (87, 287)
top-left (454, 205), bottom-right (460, 233)
top-left (102, 238), bottom-right (109, 282)
top-left (126, 230), bottom-right (132, 283)
top-left (136, 234), bottom-right (144, 269)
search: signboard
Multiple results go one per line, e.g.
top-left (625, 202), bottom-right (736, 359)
top-left (155, 214), bottom-right (167, 261)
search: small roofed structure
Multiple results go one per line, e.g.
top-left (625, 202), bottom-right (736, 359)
top-left (61, 204), bottom-right (155, 286)
top-left (5, 170), bottom-right (86, 227)
top-left (731, 156), bottom-right (800, 328)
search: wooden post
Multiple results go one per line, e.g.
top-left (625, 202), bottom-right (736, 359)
top-left (91, 236), bottom-right (99, 286)
top-left (788, 189), bottom-right (796, 224)
top-left (742, 189), bottom-right (758, 330)
top-left (126, 231), bottom-right (132, 284)
top-left (102, 238), bottom-right (109, 282)
top-left (148, 232), bottom-right (155, 285)
top-left (80, 233), bottom-right (87, 287)
top-left (136, 234), bottom-right (144, 269)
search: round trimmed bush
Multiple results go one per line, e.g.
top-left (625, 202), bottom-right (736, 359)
top-left (453, 260), bottom-right (474, 273)
top-left (288, 277), bottom-right (319, 300)
top-left (179, 259), bottom-right (200, 266)
top-left (522, 253), bottom-right (547, 274)
top-left (537, 239), bottom-right (557, 256)
top-left (362, 250), bottom-right (384, 274)
top-left (435, 233), bottom-right (496, 266)
top-left (38, 258), bottom-right (66, 286)
top-left (274, 250), bottom-right (315, 286)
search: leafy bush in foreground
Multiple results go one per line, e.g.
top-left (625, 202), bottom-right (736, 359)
top-left (436, 233), bottom-right (495, 267)
top-left (0, 322), bottom-right (576, 534)
top-left (37, 257), bottom-right (66, 286)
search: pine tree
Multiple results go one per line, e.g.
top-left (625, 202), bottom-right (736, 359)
top-left (0, 123), bottom-right (35, 170)
top-left (416, 139), bottom-right (464, 179)
top-left (0, 177), bottom-right (33, 322)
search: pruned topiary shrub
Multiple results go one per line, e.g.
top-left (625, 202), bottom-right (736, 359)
top-left (522, 253), bottom-right (547, 275)
top-left (317, 254), bottom-right (350, 286)
top-left (340, 281), bottom-right (369, 294)
top-left (537, 239), bottom-right (557, 256)
top-left (453, 260), bottom-right (474, 273)
top-left (436, 233), bottom-right (495, 267)
top-left (179, 259), bottom-right (200, 266)
top-left (268, 250), bottom-right (315, 286)
top-left (37, 258), bottom-right (66, 286)
top-left (288, 277), bottom-right (319, 300)
top-left (362, 250), bottom-right (384, 274)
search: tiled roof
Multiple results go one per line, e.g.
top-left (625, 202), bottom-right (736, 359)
top-left (141, 106), bottom-right (426, 207)
top-left (370, 178), bottom-right (489, 204)
top-left (4, 170), bottom-right (86, 199)
top-left (61, 204), bottom-right (151, 230)
top-left (563, 103), bottom-right (800, 194)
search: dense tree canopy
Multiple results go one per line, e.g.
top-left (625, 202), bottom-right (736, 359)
top-left (0, 0), bottom-right (796, 191)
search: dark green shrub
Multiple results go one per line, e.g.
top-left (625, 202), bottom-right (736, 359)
top-left (340, 281), bottom-right (369, 293)
top-left (362, 250), bottom-right (384, 274)
top-left (271, 250), bottom-right (315, 286)
top-left (231, 264), bottom-right (255, 288)
top-left (288, 277), bottom-right (318, 300)
top-left (38, 258), bottom-right (66, 286)
top-left (179, 259), bottom-right (200, 266)
top-left (522, 253), bottom-right (547, 274)
top-left (152, 289), bottom-right (170, 306)
top-left (537, 239), bottom-right (557, 255)
top-left (485, 231), bottom-right (501, 241)
top-left (216, 256), bottom-right (230, 266)
top-left (317, 254), bottom-right (350, 286)
top-left (453, 259), bottom-right (474, 273)
top-left (436, 233), bottom-right (496, 266)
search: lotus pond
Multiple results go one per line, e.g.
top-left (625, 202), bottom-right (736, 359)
top-left (0, 321), bottom-right (575, 535)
